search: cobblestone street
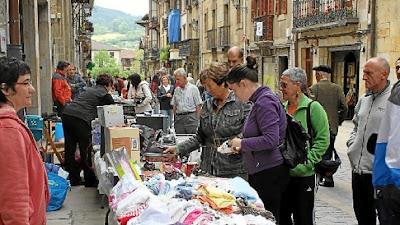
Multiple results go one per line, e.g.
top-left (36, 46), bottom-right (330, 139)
top-left (314, 121), bottom-right (357, 225)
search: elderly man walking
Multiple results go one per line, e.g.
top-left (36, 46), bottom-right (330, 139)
top-left (347, 57), bottom-right (392, 225)
top-left (311, 65), bottom-right (348, 187)
top-left (171, 68), bottom-right (203, 134)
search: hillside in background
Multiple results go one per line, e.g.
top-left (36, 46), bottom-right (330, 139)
top-left (90, 6), bottom-right (145, 49)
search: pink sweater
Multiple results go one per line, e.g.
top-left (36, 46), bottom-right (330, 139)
top-left (0, 105), bottom-right (49, 225)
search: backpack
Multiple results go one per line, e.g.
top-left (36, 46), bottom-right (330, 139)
top-left (280, 101), bottom-right (313, 168)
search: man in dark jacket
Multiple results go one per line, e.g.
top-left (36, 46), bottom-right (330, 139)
top-left (311, 65), bottom-right (348, 187)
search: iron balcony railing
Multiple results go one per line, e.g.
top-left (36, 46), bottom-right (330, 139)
top-left (219, 25), bottom-right (230, 48)
top-left (179, 39), bottom-right (200, 57)
top-left (207, 29), bottom-right (217, 50)
top-left (293, 0), bottom-right (358, 28)
top-left (144, 48), bottom-right (159, 60)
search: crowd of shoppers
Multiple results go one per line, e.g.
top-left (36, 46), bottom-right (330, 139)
top-left (2, 44), bottom-right (400, 225)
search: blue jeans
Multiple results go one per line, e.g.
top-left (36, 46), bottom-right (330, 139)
top-left (160, 109), bottom-right (173, 129)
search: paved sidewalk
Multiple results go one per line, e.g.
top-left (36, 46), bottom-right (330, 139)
top-left (314, 120), bottom-right (358, 225)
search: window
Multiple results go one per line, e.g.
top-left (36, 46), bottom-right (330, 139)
top-left (109, 52), bottom-right (115, 57)
top-left (276, 0), bottom-right (287, 15)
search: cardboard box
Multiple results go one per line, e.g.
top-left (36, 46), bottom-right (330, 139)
top-left (105, 127), bottom-right (140, 162)
top-left (97, 105), bottom-right (124, 127)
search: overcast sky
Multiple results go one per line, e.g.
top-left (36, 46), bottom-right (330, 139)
top-left (94, 0), bottom-right (149, 16)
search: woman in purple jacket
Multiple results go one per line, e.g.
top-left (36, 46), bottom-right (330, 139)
top-left (226, 56), bottom-right (289, 223)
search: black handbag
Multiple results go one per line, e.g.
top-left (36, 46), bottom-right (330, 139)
top-left (315, 147), bottom-right (341, 176)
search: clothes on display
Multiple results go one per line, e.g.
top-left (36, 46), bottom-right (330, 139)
top-left (102, 158), bottom-right (276, 225)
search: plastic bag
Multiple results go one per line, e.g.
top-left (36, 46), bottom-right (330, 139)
top-left (47, 172), bottom-right (70, 211)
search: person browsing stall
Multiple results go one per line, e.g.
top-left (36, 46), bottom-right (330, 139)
top-left (62, 74), bottom-right (115, 187)
top-left (225, 56), bottom-right (289, 222)
top-left (278, 68), bottom-right (330, 225)
top-left (0, 57), bottom-right (49, 225)
top-left (164, 62), bottom-right (250, 178)
top-left (158, 74), bottom-right (175, 129)
top-left (127, 73), bottom-right (153, 114)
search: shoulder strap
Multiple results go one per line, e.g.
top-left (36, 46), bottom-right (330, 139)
top-left (306, 101), bottom-right (314, 146)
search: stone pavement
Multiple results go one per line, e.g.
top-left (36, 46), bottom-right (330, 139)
top-left (314, 120), bottom-right (358, 225)
top-left (47, 121), bottom-right (360, 225)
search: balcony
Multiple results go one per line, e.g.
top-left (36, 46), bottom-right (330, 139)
top-left (144, 48), bottom-right (159, 60)
top-left (219, 25), bottom-right (230, 49)
top-left (179, 39), bottom-right (200, 57)
top-left (149, 16), bottom-right (159, 29)
top-left (253, 15), bottom-right (273, 42)
top-left (293, 0), bottom-right (358, 30)
top-left (207, 29), bottom-right (217, 50)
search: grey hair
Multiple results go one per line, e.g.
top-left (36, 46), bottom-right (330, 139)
top-left (319, 71), bottom-right (331, 79)
top-left (174, 68), bottom-right (187, 77)
top-left (282, 67), bottom-right (308, 94)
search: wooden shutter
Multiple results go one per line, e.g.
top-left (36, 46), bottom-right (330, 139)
top-left (266, 15), bottom-right (273, 40)
top-left (276, 0), bottom-right (280, 15)
top-left (282, 0), bottom-right (287, 14)
top-left (267, 0), bottom-right (274, 15)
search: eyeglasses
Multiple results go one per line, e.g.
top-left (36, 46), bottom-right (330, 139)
top-left (15, 80), bottom-right (33, 87)
top-left (280, 82), bottom-right (288, 89)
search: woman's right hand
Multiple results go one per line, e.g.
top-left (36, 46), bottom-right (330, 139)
top-left (163, 146), bottom-right (177, 154)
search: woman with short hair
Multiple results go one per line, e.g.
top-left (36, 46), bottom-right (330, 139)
top-left (0, 56), bottom-right (49, 224)
top-left (165, 62), bottom-right (250, 179)
top-left (279, 67), bottom-right (330, 225)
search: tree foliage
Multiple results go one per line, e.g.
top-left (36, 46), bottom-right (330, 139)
top-left (91, 51), bottom-right (121, 77)
top-left (90, 50), bottom-right (144, 78)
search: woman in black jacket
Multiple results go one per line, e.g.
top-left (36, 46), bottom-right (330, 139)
top-left (158, 74), bottom-right (174, 128)
top-left (62, 74), bottom-right (114, 186)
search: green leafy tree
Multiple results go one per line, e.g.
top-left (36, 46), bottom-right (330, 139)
top-left (91, 50), bottom-right (122, 77)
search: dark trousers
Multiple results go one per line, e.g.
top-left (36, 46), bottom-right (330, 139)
top-left (248, 164), bottom-right (289, 224)
top-left (352, 173), bottom-right (376, 225)
top-left (319, 134), bottom-right (337, 181)
top-left (174, 112), bottom-right (199, 134)
top-left (384, 185), bottom-right (400, 225)
top-left (280, 175), bottom-right (316, 225)
top-left (62, 114), bottom-right (96, 185)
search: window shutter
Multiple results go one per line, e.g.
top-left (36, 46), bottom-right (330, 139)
top-left (282, 0), bottom-right (287, 14)
top-left (266, 15), bottom-right (273, 40)
top-left (267, 0), bottom-right (274, 15)
top-left (276, 0), bottom-right (280, 15)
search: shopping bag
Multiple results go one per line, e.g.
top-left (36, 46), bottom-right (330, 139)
top-left (47, 172), bottom-right (70, 211)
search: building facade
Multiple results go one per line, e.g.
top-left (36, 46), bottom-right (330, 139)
top-left (139, 0), bottom-right (400, 103)
top-left (0, 0), bottom-right (93, 114)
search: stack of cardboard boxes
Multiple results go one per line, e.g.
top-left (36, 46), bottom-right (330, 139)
top-left (97, 105), bottom-right (141, 162)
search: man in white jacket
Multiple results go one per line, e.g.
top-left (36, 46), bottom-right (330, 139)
top-left (347, 57), bottom-right (392, 225)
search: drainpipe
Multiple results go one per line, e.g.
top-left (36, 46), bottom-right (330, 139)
top-left (294, 32), bottom-right (299, 67)
top-left (370, 0), bottom-right (376, 57)
top-left (7, 0), bottom-right (23, 59)
top-left (242, 0), bottom-right (247, 61)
